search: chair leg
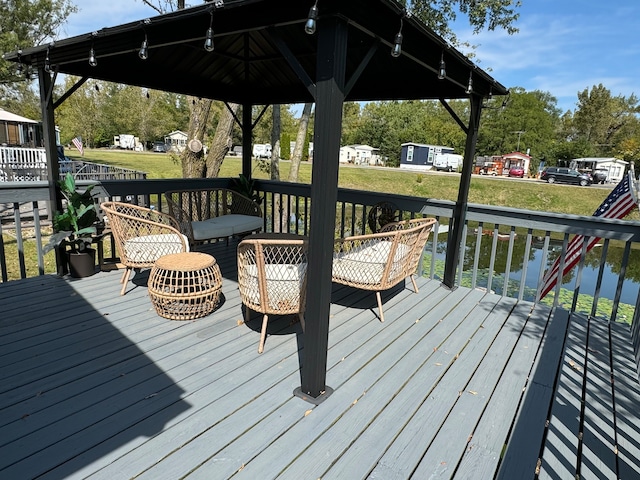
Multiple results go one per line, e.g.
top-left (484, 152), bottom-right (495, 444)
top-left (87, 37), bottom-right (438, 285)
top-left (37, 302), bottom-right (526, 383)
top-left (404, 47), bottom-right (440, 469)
top-left (376, 291), bottom-right (385, 323)
top-left (298, 312), bottom-right (305, 332)
top-left (244, 305), bottom-right (251, 323)
top-left (258, 313), bottom-right (269, 354)
top-left (410, 274), bottom-right (419, 293)
top-left (120, 268), bottom-right (132, 296)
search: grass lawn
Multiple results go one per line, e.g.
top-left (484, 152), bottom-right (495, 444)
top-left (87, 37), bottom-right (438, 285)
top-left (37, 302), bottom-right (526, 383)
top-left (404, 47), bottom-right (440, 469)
top-left (69, 148), bottom-right (639, 219)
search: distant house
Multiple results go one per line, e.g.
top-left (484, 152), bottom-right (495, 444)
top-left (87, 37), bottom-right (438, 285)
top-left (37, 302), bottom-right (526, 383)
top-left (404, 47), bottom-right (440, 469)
top-left (400, 143), bottom-right (454, 171)
top-left (164, 130), bottom-right (188, 153)
top-left (0, 109), bottom-right (40, 147)
top-left (339, 144), bottom-right (380, 165)
top-left (570, 157), bottom-right (628, 184)
top-left (501, 151), bottom-right (531, 176)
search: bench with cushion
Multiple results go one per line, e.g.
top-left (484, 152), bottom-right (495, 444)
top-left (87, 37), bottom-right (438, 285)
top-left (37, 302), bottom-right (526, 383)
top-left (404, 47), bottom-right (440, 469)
top-left (165, 188), bottom-right (263, 245)
top-left (332, 217), bottom-right (437, 322)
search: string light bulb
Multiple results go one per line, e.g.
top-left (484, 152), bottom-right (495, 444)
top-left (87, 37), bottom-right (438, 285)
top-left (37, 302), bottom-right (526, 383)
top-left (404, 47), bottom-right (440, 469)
top-left (44, 46), bottom-right (51, 73)
top-left (139, 34), bottom-right (149, 60)
top-left (204, 12), bottom-right (215, 52)
top-left (88, 46), bottom-right (97, 67)
top-left (438, 51), bottom-right (446, 80)
top-left (391, 18), bottom-right (403, 58)
top-left (466, 71), bottom-right (473, 94)
top-left (305, 1), bottom-right (319, 35)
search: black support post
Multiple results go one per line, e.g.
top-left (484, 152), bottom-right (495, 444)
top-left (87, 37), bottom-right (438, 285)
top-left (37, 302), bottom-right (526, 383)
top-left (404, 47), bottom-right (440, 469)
top-left (242, 102), bottom-right (252, 178)
top-left (294, 17), bottom-right (348, 404)
top-left (38, 67), bottom-right (65, 275)
top-left (442, 94), bottom-right (483, 288)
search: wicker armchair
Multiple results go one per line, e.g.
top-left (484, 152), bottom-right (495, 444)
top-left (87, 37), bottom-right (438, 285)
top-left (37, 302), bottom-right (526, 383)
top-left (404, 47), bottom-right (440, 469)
top-left (332, 217), bottom-right (437, 322)
top-left (237, 235), bottom-right (308, 353)
top-left (165, 188), bottom-right (262, 245)
top-left (101, 201), bottom-right (189, 296)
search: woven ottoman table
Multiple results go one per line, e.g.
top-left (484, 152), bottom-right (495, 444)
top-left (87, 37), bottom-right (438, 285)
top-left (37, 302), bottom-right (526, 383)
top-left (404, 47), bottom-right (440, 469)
top-left (148, 252), bottom-right (222, 320)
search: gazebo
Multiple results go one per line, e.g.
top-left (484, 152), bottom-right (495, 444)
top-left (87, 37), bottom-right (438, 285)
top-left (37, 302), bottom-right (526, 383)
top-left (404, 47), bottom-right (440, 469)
top-left (4, 0), bottom-right (508, 403)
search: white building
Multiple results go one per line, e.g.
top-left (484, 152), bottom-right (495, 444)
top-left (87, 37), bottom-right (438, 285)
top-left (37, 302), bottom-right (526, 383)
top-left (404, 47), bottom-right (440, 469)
top-left (339, 144), bottom-right (380, 165)
top-left (164, 130), bottom-right (188, 153)
top-left (570, 157), bottom-right (629, 184)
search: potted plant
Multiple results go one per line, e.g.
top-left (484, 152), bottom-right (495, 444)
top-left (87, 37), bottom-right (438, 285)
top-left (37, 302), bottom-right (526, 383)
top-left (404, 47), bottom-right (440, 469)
top-left (230, 173), bottom-right (262, 205)
top-left (45, 173), bottom-right (98, 277)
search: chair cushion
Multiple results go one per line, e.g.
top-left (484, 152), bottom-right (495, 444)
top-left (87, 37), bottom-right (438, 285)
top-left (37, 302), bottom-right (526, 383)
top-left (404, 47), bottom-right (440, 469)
top-left (332, 241), bottom-right (410, 286)
top-left (192, 214), bottom-right (263, 241)
top-left (124, 233), bottom-right (189, 263)
top-left (242, 263), bottom-right (307, 310)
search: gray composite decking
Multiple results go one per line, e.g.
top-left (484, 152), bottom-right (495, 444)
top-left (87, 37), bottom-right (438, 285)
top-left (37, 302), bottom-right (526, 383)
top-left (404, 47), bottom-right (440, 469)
top-left (1, 240), bottom-right (639, 479)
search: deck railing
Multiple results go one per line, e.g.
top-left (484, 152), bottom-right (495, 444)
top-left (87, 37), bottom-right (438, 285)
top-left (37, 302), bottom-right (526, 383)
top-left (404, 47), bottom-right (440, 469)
top-left (0, 146), bottom-right (47, 181)
top-left (1, 177), bottom-right (640, 368)
top-left (0, 147), bottom-right (146, 182)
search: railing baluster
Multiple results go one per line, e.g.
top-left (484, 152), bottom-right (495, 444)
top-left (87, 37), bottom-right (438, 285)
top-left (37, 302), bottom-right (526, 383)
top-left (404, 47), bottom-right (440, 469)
top-left (471, 221), bottom-right (483, 289)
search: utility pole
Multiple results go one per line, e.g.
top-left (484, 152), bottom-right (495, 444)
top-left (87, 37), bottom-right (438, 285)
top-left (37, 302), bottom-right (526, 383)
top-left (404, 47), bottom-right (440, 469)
top-left (512, 131), bottom-right (525, 151)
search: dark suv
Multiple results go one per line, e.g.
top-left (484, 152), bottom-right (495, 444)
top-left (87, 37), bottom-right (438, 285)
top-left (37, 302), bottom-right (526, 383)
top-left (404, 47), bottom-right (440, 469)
top-left (540, 167), bottom-right (591, 186)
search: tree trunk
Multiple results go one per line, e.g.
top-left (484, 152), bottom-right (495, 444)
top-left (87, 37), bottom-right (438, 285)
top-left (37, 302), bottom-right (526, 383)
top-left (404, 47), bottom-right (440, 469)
top-left (289, 102), bottom-right (312, 182)
top-left (181, 97), bottom-right (211, 178)
top-left (205, 103), bottom-right (239, 178)
top-left (271, 104), bottom-right (281, 180)
top-left (270, 105), bottom-right (284, 231)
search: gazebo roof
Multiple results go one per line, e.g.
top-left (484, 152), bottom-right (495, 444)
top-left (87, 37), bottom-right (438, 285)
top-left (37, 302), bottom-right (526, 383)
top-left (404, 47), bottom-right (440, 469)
top-left (5, 0), bottom-right (507, 104)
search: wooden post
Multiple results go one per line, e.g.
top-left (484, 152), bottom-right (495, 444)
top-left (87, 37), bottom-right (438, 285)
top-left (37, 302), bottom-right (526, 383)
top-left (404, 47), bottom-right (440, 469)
top-left (294, 16), bottom-right (347, 404)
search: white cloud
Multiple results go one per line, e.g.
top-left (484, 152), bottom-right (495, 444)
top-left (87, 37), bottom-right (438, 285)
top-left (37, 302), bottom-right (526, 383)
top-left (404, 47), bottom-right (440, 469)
top-left (456, 3), bottom-right (640, 112)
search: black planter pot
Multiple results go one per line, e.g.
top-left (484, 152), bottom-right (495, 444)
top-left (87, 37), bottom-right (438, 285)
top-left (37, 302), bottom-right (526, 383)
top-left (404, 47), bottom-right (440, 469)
top-left (68, 248), bottom-right (96, 278)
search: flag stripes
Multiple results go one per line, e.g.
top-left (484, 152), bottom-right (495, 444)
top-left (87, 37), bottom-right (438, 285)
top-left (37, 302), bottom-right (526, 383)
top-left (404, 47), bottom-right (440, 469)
top-left (538, 172), bottom-right (638, 299)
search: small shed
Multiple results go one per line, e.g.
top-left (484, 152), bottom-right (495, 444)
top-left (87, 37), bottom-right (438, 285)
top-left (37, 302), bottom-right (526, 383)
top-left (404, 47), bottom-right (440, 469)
top-left (400, 142), bottom-right (454, 171)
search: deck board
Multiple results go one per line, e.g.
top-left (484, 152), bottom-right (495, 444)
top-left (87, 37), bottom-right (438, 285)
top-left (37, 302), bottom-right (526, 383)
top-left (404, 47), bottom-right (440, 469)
top-left (1, 240), bottom-right (639, 480)
top-left (581, 317), bottom-right (617, 479)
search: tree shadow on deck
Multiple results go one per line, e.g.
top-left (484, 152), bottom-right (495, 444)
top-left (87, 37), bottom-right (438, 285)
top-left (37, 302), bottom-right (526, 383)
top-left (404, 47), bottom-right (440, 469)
top-left (0, 274), bottom-right (192, 478)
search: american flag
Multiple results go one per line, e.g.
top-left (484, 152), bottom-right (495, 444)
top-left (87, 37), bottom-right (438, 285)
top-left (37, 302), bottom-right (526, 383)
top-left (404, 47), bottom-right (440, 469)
top-left (538, 171), bottom-right (638, 299)
top-left (72, 136), bottom-right (84, 156)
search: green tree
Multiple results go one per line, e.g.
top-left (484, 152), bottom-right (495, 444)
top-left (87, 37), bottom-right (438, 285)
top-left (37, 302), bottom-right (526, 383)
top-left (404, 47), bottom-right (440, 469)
top-left (478, 87), bottom-right (560, 172)
top-left (403, 0), bottom-right (521, 47)
top-left (0, 0), bottom-right (76, 84)
top-left (573, 84), bottom-right (639, 156)
top-left (0, 0), bottom-right (76, 119)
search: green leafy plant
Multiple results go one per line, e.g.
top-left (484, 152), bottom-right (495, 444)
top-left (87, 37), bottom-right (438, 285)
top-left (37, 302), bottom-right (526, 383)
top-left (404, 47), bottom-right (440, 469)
top-left (230, 173), bottom-right (262, 204)
top-left (45, 173), bottom-right (97, 253)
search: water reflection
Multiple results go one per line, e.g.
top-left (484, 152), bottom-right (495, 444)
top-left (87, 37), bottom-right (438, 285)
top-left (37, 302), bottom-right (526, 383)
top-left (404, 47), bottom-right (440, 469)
top-left (429, 234), bottom-right (640, 305)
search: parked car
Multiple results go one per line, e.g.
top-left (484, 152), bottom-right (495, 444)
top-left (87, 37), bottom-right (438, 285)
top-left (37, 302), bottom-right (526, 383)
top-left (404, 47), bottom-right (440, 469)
top-left (540, 167), bottom-right (591, 186)
top-left (591, 169), bottom-right (608, 184)
top-left (508, 166), bottom-right (525, 178)
top-left (152, 141), bottom-right (167, 153)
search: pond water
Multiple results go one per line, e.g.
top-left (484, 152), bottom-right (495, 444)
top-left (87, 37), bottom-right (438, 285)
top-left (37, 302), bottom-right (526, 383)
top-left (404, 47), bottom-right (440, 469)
top-left (427, 235), bottom-right (640, 305)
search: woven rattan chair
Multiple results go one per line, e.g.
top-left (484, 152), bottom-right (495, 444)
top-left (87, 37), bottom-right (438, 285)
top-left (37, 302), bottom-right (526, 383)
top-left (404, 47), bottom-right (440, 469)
top-left (237, 235), bottom-right (308, 353)
top-left (332, 217), bottom-right (437, 322)
top-left (101, 201), bottom-right (189, 296)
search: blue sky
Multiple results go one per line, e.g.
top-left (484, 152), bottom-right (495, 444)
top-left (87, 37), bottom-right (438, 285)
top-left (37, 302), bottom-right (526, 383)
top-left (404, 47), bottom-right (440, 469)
top-left (63, 1), bottom-right (640, 114)
top-left (456, 0), bottom-right (640, 113)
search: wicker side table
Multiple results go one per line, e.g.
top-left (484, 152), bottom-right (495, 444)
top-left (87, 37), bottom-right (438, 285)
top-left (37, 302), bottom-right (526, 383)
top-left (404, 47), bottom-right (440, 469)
top-left (148, 252), bottom-right (222, 320)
